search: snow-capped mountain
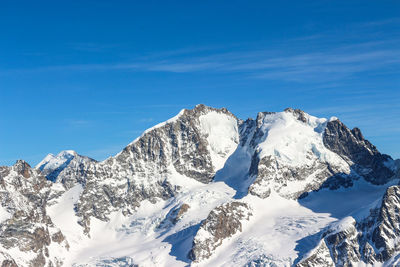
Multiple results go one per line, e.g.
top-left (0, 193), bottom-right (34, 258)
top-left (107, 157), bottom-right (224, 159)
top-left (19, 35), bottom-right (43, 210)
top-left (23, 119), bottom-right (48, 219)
top-left (0, 104), bottom-right (398, 266)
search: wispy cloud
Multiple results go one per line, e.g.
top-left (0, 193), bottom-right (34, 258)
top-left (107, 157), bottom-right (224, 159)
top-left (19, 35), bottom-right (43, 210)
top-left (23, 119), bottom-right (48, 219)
top-left (3, 36), bottom-right (400, 84)
top-left (358, 17), bottom-right (400, 27)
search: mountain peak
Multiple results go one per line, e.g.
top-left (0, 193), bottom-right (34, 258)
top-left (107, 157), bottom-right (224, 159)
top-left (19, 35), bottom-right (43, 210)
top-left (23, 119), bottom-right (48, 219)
top-left (58, 150), bottom-right (77, 157)
top-left (13, 159), bottom-right (31, 178)
top-left (2, 105), bottom-right (398, 267)
top-left (186, 104), bottom-right (236, 118)
top-left (13, 159), bottom-right (30, 167)
top-left (284, 107), bottom-right (310, 123)
top-left (36, 150), bottom-right (76, 170)
top-left (125, 104), bottom-right (237, 149)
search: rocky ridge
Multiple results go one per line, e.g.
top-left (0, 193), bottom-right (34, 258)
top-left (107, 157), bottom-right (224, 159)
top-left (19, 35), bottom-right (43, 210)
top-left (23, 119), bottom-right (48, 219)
top-left (298, 185), bottom-right (400, 266)
top-left (0, 104), bottom-right (398, 266)
top-left (0, 161), bottom-right (69, 266)
top-left (189, 201), bottom-right (252, 262)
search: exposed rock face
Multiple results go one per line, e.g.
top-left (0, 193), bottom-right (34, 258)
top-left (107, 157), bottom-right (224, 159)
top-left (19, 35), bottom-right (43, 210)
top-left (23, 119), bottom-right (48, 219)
top-left (1, 105), bottom-right (398, 266)
top-left (26, 105), bottom-right (239, 235)
top-left (158, 203), bottom-right (191, 229)
top-left (296, 240), bottom-right (335, 267)
top-left (284, 107), bottom-right (308, 123)
top-left (244, 109), bottom-right (350, 200)
top-left (13, 160), bottom-right (31, 179)
top-left (36, 150), bottom-right (97, 188)
top-left (298, 185), bottom-right (400, 266)
top-left (176, 203), bottom-right (190, 219)
top-left (32, 106), bottom-right (395, 231)
top-left (245, 111), bottom-right (396, 200)
top-left (0, 251), bottom-right (18, 267)
top-left (71, 104), bottom-right (239, 233)
top-left (115, 104), bottom-right (239, 183)
top-left (323, 119), bottom-right (395, 184)
top-left (0, 162), bottom-right (69, 266)
top-left (189, 201), bottom-right (252, 262)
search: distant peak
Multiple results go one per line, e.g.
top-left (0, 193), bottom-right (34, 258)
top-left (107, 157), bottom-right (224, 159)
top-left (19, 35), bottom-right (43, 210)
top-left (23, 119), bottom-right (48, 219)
top-left (45, 153), bottom-right (55, 159)
top-left (57, 150), bottom-right (76, 157)
top-left (35, 150), bottom-right (78, 171)
top-left (14, 159), bottom-right (31, 168)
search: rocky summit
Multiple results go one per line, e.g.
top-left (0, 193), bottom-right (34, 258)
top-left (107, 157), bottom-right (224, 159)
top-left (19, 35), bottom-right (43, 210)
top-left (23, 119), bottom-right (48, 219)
top-left (0, 104), bottom-right (398, 266)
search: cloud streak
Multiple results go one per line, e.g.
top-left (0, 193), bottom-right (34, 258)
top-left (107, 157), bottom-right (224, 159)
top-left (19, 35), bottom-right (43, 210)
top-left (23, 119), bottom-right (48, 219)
top-left (3, 38), bottom-right (400, 84)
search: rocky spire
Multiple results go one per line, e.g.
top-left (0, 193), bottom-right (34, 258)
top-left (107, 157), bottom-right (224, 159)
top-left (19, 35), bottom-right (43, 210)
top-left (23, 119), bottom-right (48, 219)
top-left (13, 160), bottom-right (31, 178)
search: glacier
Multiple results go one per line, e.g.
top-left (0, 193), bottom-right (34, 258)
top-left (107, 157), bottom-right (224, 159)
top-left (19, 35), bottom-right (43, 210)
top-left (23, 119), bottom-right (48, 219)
top-left (0, 104), bottom-right (398, 267)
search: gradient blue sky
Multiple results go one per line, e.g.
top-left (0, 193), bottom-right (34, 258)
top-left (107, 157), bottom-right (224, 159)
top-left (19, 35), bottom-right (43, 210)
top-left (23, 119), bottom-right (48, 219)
top-left (1, 1), bottom-right (400, 166)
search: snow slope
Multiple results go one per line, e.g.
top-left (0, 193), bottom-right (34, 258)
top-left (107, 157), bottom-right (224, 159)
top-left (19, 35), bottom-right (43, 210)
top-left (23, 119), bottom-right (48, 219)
top-left (1, 105), bottom-right (397, 266)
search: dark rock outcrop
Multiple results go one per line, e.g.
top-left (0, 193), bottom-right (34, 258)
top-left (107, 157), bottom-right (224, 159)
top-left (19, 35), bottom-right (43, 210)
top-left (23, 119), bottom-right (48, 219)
top-left (158, 203), bottom-right (191, 230)
top-left (245, 109), bottom-right (348, 200)
top-left (0, 162), bottom-right (69, 266)
top-left (13, 160), bottom-right (31, 179)
top-left (189, 201), bottom-right (252, 262)
top-left (284, 107), bottom-right (308, 123)
top-left (298, 185), bottom-right (400, 266)
top-left (43, 105), bottom-right (239, 234)
top-left (1, 105), bottom-right (398, 266)
top-left (323, 119), bottom-right (395, 184)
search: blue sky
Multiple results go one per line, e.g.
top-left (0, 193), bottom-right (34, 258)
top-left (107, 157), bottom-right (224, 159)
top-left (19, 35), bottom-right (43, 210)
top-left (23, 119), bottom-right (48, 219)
top-left (1, 1), bottom-right (399, 166)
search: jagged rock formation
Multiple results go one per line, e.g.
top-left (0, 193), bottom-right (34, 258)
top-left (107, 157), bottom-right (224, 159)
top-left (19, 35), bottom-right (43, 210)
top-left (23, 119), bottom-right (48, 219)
top-left (0, 161), bottom-right (69, 266)
top-left (323, 119), bottom-right (394, 184)
top-left (244, 108), bottom-right (353, 199)
top-left (158, 203), bottom-right (191, 230)
top-left (0, 104), bottom-right (398, 266)
top-left (296, 240), bottom-right (335, 267)
top-left (71, 104), bottom-right (239, 234)
top-left (298, 185), bottom-right (400, 266)
top-left (36, 150), bottom-right (97, 187)
top-left (189, 201), bottom-right (252, 262)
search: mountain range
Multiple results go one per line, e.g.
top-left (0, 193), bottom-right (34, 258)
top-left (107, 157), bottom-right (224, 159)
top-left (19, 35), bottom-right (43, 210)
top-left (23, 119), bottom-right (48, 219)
top-left (1, 104), bottom-right (399, 266)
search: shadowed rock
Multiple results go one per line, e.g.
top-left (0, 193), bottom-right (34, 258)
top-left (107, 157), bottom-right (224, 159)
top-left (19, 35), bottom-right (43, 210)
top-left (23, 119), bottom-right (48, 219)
top-left (297, 185), bottom-right (400, 266)
top-left (323, 119), bottom-right (394, 184)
